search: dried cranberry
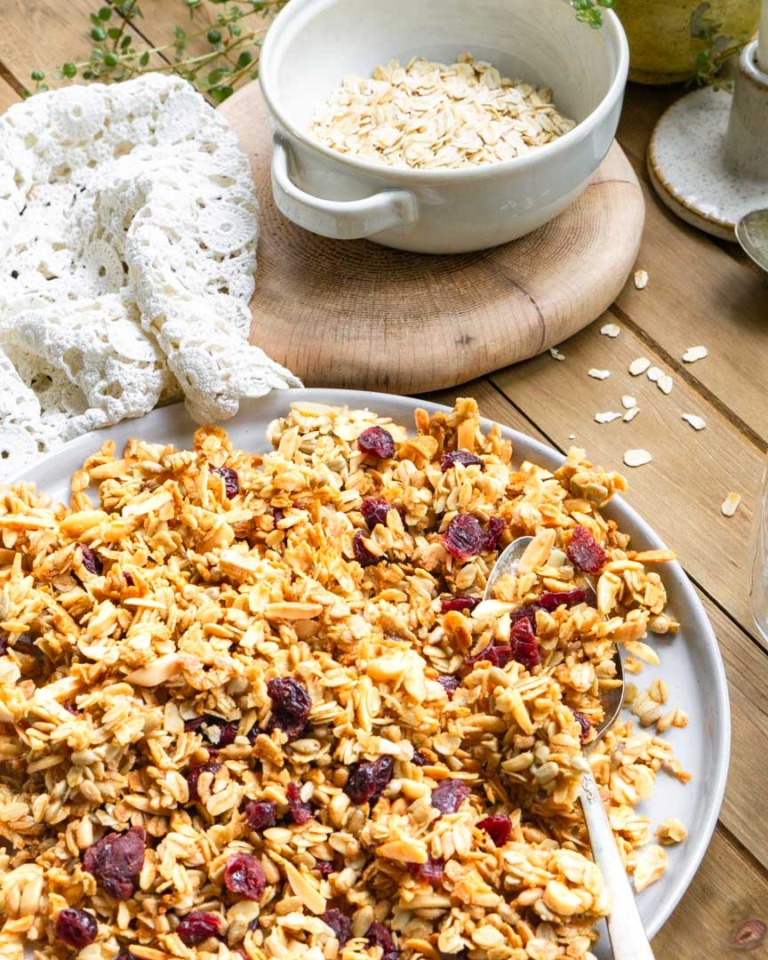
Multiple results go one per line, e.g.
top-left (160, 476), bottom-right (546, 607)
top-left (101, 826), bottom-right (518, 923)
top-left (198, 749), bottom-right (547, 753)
top-left (411, 750), bottom-right (430, 766)
top-left (572, 710), bottom-right (592, 743)
top-left (55, 908), bottom-right (98, 948)
top-left (344, 755), bottom-right (394, 805)
top-left (315, 859), bottom-right (334, 877)
top-left (442, 513), bottom-right (485, 560)
top-left (431, 779), bottom-right (471, 815)
top-left (477, 814), bottom-right (512, 846)
top-left (510, 617), bottom-right (541, 670)
top-left (353, 529), bottom-right (382, 568)
top-left (535, 588), bottom-right (588, 611)
top-left (83, 826), bottom-right (145, 900)
top-left (272, 506), bottom-right (285, 525)
top-left (186, 761), bottom-right (221, 802)
top-left (465, 640), bottom-right (513, 669)
top-left (79, 544), bottom-right (103, 575)
top-left (123, 572), bottom-right (134, 586)
top-left (224, 852), bottom-right (266, 901)
top-left (0, 635), bottom-right (8, 656)
top-left (267, 677), bottom-right (312, 741)
top-left (357, 426), bottom-right (395, 460)
top-left (114, 950), bottom-right (135, 960)
top-left (322, 909), bottom-right (352, 945)
top-left (244, 799), bottom-right (277, 831)
top-left (64, 701), bottom-right (82, 715)
top-left (440, 596), bottom-right (480, 613)
top-left (212, 466), bottom-right (239, 498)
top-left (437, 675), bottom-right (460, 698)
top-left (440, 449), bottom-right (483, 472)
top-left (366, 922), bottom-right (398, 960)
top-left (286, 781), bottom-right (314, 824)
top-left (566, 525), bottom-right (607, 575)
top-left (482, 517), bottom-right (506, 552)
top-left (186, 714), bottom-right (239, 747)
top-left (361, 497), bottom-right (395, 530)
top-left (177, 912), bottom-right (221, 946)
top-left (408, 857), bottom-right (445, 882)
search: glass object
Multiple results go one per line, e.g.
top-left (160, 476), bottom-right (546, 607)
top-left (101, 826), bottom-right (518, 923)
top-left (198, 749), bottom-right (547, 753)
top-left (751, 453), bottom-right (768, 644)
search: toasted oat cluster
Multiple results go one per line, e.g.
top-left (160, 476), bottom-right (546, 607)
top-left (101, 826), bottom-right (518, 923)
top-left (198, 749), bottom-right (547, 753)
top-left (309, 54), bottom-right (575, 170)
top-left (0, 399), bottom-right (689, 960)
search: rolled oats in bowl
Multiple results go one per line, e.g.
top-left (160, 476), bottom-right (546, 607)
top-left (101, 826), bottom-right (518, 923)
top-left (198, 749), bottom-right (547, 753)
top-left (308, 54), bottom-right (576, 169)
top-left (0, 398), bottom-right (688, 960)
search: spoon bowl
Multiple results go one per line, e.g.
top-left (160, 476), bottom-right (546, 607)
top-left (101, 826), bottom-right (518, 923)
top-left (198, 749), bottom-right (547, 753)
top-left (736, 208), bottom-right (768, 274)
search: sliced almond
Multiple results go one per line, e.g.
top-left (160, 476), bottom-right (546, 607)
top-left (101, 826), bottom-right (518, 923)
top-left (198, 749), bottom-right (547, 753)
top-left (517, 528), bottom-right (556, 575)
top-left (682, 345), bottom-right (708, 363)
top-left (621, 395), bottom-right (637, 409)
top-left (124, 654), bottom-right (182, 686)
top-left (646, 366), bottom-right (663, 383)
top-left (634, 269), bottom-right (649, 290)
top-left (624, 449), bottom-right (652, 467)
top-left (600, 323), bottom-right (620, 338)
top-left (623, 407), bottom-right (640, 423)
top-left (549, 347), bottom-right (566, 361)
top-left (629, 357), bottom-right (651, 376)
top-left (588, 369), bottom-right (611, 380)
top-left (122, 489), bottom-right (173, 518)
top-left (284, 861), bottom-right (327, 915)
top-left (265, 602), bottom-right (324, 620)
top-left (657, 374), bottom-right (673, 395)
top-left (376, 839), bottom-right (428, 864)
top-left (682, 414), bottom-right (706, 431)
top-left (594, 411), bottom-right (622, 424)
top-left (721, 491), bottom-right (742, 517)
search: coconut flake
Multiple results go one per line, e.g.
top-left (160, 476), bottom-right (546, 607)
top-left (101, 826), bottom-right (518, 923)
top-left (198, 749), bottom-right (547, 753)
top-left (549, 347), bottom-right (566, 361)
top-left (629, 358), bottom-right (651, 376)
top-left (624, 449), bottom-right (653, 467)
top-left (682, 414), bottom-right (706, 431)
top-left (621, 395), bottom-right (637, 409)
top-left (682, 345), bottom-right (708, 363)
top-left (647, 366), bottom-right (664, 383)
top-left (624, 407), bottom-right (641, 422)
top-left (594, 411), bottom-right (623, 424)
top-left (634, 269), bottom-right (649, 290)
top-left (588, 369), bottom-right (611, 380)
top-left (600, 323), bottom-right (621, 338)
top-left (657, 374), bottom-right (673, 395)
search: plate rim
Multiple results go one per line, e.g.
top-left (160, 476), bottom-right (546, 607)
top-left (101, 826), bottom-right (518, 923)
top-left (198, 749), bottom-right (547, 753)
top-left (6, 387), bottom-right (731, 948)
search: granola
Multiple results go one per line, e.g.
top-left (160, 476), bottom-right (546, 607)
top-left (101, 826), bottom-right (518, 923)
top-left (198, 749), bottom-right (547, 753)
top-left (308, 54), bottom-right (575, 170)
top-left (0, 399), bottom-right (687, 960)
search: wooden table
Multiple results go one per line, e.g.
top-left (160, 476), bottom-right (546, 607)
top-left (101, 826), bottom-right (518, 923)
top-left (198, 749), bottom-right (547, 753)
top-left (1, 2), bottom-right (767, 956)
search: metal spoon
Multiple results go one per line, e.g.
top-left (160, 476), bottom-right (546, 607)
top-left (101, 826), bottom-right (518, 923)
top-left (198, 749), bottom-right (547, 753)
top-left (485, 536), bottom-right (654, 960)
top-left (736, 208), bottom-right (768, 274)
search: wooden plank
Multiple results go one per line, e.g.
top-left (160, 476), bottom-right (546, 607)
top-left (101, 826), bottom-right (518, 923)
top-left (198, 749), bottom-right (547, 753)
top-left (432, 381), bottom-right (768, 872)
top-left (653, 827), bottom-right (768, 958)
top-left (614, 89), bottom-right (768, 445)
top-left (0, 76), bottom-right (20, 112)
top-left (0, 0), bottom-right (154, 93)
top-left (490, 320), bottom-right (764, 644)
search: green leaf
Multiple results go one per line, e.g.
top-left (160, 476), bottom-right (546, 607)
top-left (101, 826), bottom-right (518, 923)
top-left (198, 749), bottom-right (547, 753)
top-left (207, 28), bottom-right (222, 44)
top-left (236, 51), bottom-right (253, 69)
top-left (107, 26), bottom-right (121, 39)
top-left (98, 6), bottom-right (113, 19)
top-left (104, 52), bottom-right (118, 67)
top-left (140, 50), bottom-right (150, 66)
top-left (207, 67), bottom-right (225, 84)
top-left (30, 69), bottom-right (45, 81)
top-left (61, 62), bottom-right (78, 78)
top-left (120, 34), bottom-right (132, 49)
top-left (91, 26), bottom-right (106, 41)
top-left (90, 13), bottom-right (102, 26)
top-left (209, 85), bottom-right (234, 103)
top-left (83, 70), bottom-right (94, 79)
top-left (173, 25), bottom-right (186, 40)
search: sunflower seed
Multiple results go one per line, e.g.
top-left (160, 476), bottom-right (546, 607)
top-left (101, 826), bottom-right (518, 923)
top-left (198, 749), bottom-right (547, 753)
top-left (657, 375), bottom-right (673, 395)
top-left (621, 395), bottom-right (637, 409)
top-left (600, 323), bottom-right (620, 338)
top-left (682, 345), bottom-right (708, 363)
top-left (681, 414), bottom-right (706, 431)
top-left (623, 407), bottom-right (641, 422)
top-left (634, 269), bottom-right (649, 290)
top-left (629, 358), bottom-right (651, 376)
top-left (721, 491), bottom-right (742, 517)
top-left (646, 366), bottom-right (663, 383)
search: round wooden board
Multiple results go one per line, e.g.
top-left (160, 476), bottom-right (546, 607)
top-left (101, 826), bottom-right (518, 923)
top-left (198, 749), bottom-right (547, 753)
top-left (219, 84), bottom-right (645, 394)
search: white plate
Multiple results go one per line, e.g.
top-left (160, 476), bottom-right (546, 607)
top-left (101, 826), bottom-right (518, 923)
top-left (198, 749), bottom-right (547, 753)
top-left (11, 388), bottom-right (730, 959)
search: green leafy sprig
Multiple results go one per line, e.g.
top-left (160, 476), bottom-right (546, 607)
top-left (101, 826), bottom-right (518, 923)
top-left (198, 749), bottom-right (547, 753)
top-left (569, 0), bottom-right (617, 29)
top-left (29, 0), bottom-right (287, 103)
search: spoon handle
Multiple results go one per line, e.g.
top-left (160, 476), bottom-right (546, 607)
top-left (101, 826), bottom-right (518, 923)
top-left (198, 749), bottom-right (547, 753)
top-left (579, 770), bottom-right (655, 960)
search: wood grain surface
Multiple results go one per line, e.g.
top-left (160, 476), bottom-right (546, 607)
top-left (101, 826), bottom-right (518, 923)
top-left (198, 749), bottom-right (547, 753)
top-left (2, 4), bottom-right (768, 957)
top-left (219, 82), bottom-right (645, 394)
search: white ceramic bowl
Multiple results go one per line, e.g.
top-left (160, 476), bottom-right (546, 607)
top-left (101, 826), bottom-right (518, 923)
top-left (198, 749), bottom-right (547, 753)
top-left (259, 0), bottom-right (629, 254)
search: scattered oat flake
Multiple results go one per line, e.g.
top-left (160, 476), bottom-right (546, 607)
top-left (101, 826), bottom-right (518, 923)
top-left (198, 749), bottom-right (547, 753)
top-left (588, 369), bottom-right (611, 380)
top-left (634, 269), bottom-right (649, 290)
top-left (621, 395), bottom-right (637, 409)
top-left (594, 411), bottom-right (622, 424)
top-left (682, 345), bottom-right (708, 363)
top-left (549, 347), bottom-right (566, 361)
top-left (568, 434), bottom-right (576, 440)
top-left (682, 414), bottom-right (706, 431)
top-left (600, 323), bottom-right (620, 338)
top-left (624, 449), bottom-right (652, 467)
top-left (657, 374), bottom-right (673, 395)
top-left (629, 358), bottom-right (651, 376)
top-left (646, 366), bottom-right (663, 383)
top-left (623, 407), bottom-right (641, 422)
top-left (721, 491), bottom-right (742, 517)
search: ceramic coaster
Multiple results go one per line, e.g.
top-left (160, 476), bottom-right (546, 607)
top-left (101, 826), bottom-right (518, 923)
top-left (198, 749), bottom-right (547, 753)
top-left (648, 84), bottom-right (768, 241)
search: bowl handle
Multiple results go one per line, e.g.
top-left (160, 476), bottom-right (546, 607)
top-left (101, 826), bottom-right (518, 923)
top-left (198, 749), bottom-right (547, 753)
top-left (271, 137), bottom-right (418, 240)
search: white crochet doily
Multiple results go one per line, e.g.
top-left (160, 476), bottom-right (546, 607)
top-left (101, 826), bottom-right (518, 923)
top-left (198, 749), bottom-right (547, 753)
top-left (0, 74), bottom-right (300, 478)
